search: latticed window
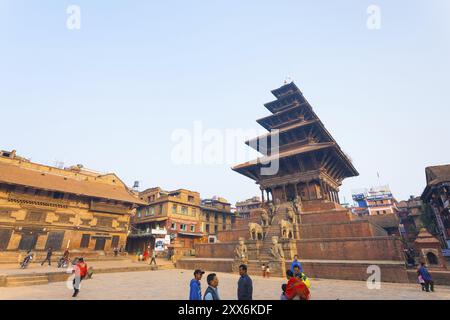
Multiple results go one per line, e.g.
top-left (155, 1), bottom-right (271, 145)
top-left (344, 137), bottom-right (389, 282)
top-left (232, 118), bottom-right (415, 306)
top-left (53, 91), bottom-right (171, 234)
top-left (96, 217), bottom-right (113, 228)
top-left (0, 209), bottom-right (11, 218)
top-left (27, 211), bottom-right (46, 222)
top-left (58, 214), bottom-right (73, 224)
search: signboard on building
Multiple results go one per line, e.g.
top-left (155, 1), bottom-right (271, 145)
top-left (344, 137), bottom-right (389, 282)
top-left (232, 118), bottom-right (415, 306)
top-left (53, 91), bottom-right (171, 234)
top-left (154, 238), bottom-right (165, 252)
top-left (151, 228), bottom-right (167, 236)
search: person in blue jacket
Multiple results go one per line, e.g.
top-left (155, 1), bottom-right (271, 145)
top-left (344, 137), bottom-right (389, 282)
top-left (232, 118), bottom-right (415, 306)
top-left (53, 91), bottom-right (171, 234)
top-left (290, 255), bottom-right (303, 273)
top-left (189, 269), bottom-right (205, 300)
top-left (418, 262), bottom-right (434, 292)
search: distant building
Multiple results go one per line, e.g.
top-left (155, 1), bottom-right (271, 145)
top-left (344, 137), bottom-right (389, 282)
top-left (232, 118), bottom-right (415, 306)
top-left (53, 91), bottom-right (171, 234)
top-left (397, 196), bottom-right (424, 238)
top-left (200, 197), bottom-right (236, 241)
top-left (235, 196), bottom-right (261, 219)
top-left (128, 188), bottom-right (204, 257)
top-left (234, 196), bottom-right (262, 229)
top-left (351, 185), bottom-right (398, 216)
top-left (421, 165), bottom-right (450, 248)
top-left (0, 149), bottom-right (144, 253)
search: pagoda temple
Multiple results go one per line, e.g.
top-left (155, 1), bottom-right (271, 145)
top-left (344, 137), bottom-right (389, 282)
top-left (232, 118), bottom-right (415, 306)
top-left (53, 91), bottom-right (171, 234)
top-left (233, 81), bottom-right (358, 208)
top-left (178, 81), bottom-right (411, 283)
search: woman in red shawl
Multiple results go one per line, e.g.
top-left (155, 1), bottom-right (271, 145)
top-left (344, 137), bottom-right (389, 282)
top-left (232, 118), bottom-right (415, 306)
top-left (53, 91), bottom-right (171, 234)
top-left (284, 270), bottom-right (310, 300)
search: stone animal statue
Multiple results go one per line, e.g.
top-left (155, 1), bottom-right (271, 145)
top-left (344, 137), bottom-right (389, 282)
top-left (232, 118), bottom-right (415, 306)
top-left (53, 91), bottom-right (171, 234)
top-left (260, 208), bottom-right (270, 227)
top-left (286, 206), bottom-right (296, 224)
top-left (279, 219), bottom-right (294, 239)
top-left (248, 222), bottom-right (264, 241)
top-left (269, 236), bottom-right (285, 261)
top-left (293, 196), bottom-right (302, 214)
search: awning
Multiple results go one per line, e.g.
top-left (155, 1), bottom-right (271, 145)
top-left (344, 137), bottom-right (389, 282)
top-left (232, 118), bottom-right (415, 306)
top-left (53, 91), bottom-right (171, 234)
top-left (177, 232), bottom-right (204, 237)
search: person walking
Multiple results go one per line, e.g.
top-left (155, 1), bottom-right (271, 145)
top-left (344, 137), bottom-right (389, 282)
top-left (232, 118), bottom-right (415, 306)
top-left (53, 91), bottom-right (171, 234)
top-left (189, 269), bottom-right (205, 300)
top-left (261, 264), bottom-right (267, 278)
top-left (72, 257), bottom-right (88, 297)
top-left (290, 255), bottom-right (303, 273)
top-left (418, 262), bottom-right (434, 292)
top-left (20, 250), bottom-right (33, 269)
top-left (237, 264), bottom-right (253, 300)
top-left (41, 247), bottom-right (53, 266)
top-left (204, 273), bottom-right (220, 300)
top-left (149, 250), bottom-right (157, 265)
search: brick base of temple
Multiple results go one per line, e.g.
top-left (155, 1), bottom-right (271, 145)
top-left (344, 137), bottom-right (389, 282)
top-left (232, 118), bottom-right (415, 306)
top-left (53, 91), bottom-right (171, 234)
top-left (177, 200), bottom-right (413, 282)
top-left (176, 258), bottom-right (412, 283)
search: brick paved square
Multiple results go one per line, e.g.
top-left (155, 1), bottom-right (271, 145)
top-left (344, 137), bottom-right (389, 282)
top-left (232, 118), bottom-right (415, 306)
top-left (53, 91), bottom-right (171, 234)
top-left (1, 269), bottom-right (449, 300)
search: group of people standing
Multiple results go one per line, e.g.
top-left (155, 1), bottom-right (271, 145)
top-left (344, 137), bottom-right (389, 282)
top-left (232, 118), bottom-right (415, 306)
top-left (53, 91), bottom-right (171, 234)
top-left (189, 256), bottom-right (310, 300)
top-left (189, 264), bottom-right (253, 300)
top-left (281, 255), bottom-right (311, 300)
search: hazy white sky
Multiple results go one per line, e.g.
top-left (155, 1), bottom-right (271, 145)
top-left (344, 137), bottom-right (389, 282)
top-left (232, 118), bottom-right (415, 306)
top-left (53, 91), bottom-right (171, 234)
top-left (1, 0), bottom-right (449, 205)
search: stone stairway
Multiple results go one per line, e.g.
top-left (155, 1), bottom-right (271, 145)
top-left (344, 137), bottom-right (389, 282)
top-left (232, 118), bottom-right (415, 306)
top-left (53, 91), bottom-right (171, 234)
top-left (246, 203), bottom-right (294, 278)
top-left (6, 275), bottom-right (49, 287)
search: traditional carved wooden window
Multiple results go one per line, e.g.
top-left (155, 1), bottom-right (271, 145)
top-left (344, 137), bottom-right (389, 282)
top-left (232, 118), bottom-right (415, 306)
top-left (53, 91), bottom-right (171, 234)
top-left (0, 229), bottom-right (13, 250)
top-left (96, 217), bottom-right (113, 228)
top-left (111, 235), bottom-right (120, 248)
top-left (0, 209), bottom-right (11, 218)
top-left (57, 214), bottom-right (73, 224)
top-left (45, 231), bottom-right (65, 250)
top-left (27, 211), bottom-right (46, 222)
top-left (117, 222), bottom-right (127, 230)
top-left (80, 234), bottom-right (90, 248)
top-left (80, 219), bottom-right (91, 226)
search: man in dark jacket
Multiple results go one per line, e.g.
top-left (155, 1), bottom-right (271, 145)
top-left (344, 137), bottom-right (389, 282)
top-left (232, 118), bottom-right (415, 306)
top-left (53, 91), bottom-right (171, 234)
top-left (237, 264), bottom-right (253, 300)
top-left (189, 269), bottom-right (205, 300)
top-left (204, 273), bottom-right (220, 300)
top-left (41, 247), bottom-right (53, 266)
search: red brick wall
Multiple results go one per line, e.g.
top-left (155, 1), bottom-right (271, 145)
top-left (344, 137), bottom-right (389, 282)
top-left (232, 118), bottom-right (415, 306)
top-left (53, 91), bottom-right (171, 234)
top-left (301, 211), bottom-right (350, 224)
top-left (176, 258), bottom-right (233, 273)
top-left (195, 243), bottom-right (235, 258)
top-left (298, 261), bottom-right (409, 283)
top-left (217, 228), bottom-right (247, 242)
top-left (300, 220), bottom-right (387, 239)
top-left (296, 237), bottom-right (405, 261)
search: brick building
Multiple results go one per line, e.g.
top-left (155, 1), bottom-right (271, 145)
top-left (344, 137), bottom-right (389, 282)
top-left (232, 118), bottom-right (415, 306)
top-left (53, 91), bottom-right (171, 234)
top-left (352, 185), bottom-right (398, 216)
top-left (200, 197), bottom-right (236, 241)
top-left (0, 150), bottom-right (144, 253)
top-left (127, 188), bottom-right (206, 257)
top-left (421, 165), bottom-right (450, 248)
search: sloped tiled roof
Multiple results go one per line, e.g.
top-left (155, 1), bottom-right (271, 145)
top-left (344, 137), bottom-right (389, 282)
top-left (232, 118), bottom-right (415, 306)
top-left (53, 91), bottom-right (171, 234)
top-left (425, 165), bottom-right (450, 186)
top-left (0, 162), bottom-right (145, 205)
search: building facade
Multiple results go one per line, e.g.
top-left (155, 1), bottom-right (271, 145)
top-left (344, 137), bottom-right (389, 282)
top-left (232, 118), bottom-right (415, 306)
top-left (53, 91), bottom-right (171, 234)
top-left (128, 188), bottom-right (205, 256)
top-left (234, 196), bottom-right (261, 229)
top-left (397, 196), bottom-right (424, 239)
top-left (352, 185), bottom-right (398, 216)
top-left (421, 165), bottom-right (450, 248)
top-left (200, 197), bottom-right (235, 241)
top-left (0, 150), bottom-right (144, 253)
top-left (235, 196), bottom-right (261, 219)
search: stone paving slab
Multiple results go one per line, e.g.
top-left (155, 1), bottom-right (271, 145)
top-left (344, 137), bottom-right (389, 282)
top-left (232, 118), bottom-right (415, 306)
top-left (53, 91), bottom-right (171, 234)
top-left (0, 269), bottom-right (449, 300)
top-left (0, 259), bottom-right (173, 276)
